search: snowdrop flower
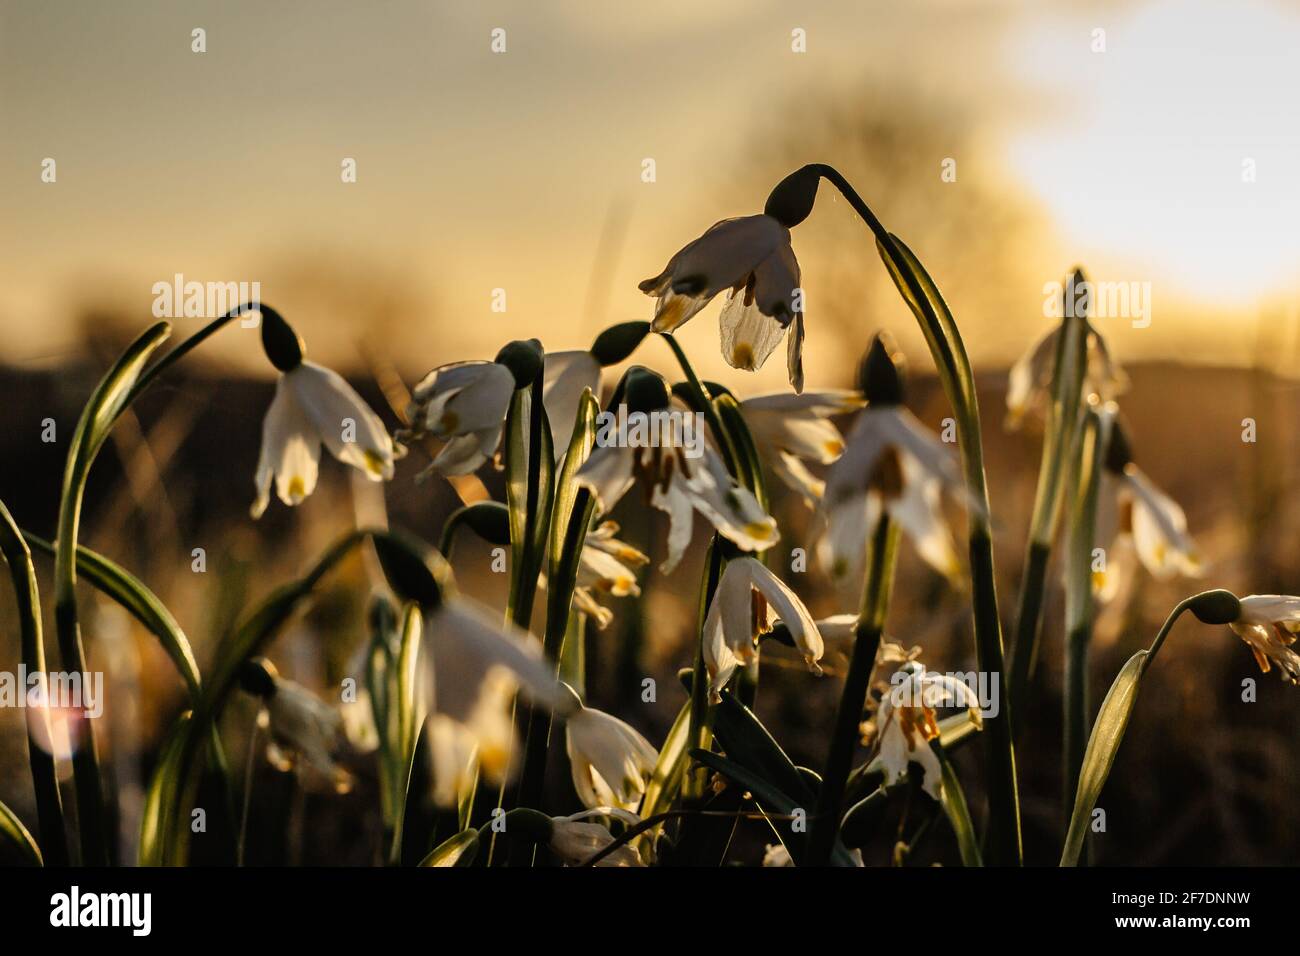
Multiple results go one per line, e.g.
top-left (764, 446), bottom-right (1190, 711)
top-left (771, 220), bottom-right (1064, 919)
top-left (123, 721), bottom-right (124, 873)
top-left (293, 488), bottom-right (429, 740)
top-left (549, 808), bottom-right (644, 867)
top-left (702, 556), bottom-right (823, 702)
top-left (563, 687), bottom-right (659, 811)
top-left (1227, 595), bottom-right (1300, 684)
top-left (740, 390), bottom-right (864, 505)
top-left (542, 349), bottom-right (603, 451)
top-left (1005, 297), bottom-right (1127, 430)
top-left (239, 658), bottom-right (352, 793)
top-left (819, 337), bottom-right (971, 584)
top-left (569, 522), bottom-right (650, 629)
top-left (1093, 419), bottom-right (1201, 597)
top-left (640, 214), bottom-right (806, 391)
top-left (876, 663), bottom-right (982, 799)
top-left (405, 339), bottom-right (545, 477)
top-left (252, 308), bottom-right (395, 518)
top-left (575, 369), bottom-right (778, 572)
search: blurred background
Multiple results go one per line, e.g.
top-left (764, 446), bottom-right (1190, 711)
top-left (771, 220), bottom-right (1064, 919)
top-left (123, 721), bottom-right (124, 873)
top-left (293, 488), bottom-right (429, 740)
top-left (1, 0), bottom-right (1299, 865)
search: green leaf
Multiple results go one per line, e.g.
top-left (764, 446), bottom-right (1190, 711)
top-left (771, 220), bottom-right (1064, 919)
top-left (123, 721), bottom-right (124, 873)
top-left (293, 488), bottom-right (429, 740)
top-left (25, 533), bottom-right (200, 700)
top-left (0, 799), bottom-right (42, 866)
top-left (139, 711), bottom-right (194, 866)
top-left (389, 605), bottom-right (424, 865)
top-left (934, 744), bottom-right (982, 867)
top-left (1061, 650), bottom-right (1149, 866)
top-left (505, 383), bottom-right (555, 627)
top-left (710, 690), bottom-right (816, 807)
top-left (419, 830), bottom-right (480, 867)
top-left (634, 699), bottom-right (691, 857)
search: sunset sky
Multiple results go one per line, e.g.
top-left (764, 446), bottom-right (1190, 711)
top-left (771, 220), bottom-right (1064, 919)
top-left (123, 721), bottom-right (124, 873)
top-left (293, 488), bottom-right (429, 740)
top-left (3, 0), bottom-right (1297, 387)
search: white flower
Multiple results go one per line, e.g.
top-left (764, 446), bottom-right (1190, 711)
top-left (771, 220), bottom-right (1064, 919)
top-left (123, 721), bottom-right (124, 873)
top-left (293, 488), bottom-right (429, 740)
top-left (565, 703), bottom-right (659, 811)
top-left (762, 843), bottom-right (794, 867)
top-left (1005, 322), bottom-right (1127, 429)
top-left (739, 390), bottom-right (863, 505)
top-left (256, 670), bottom-right (352, 793)
top-left (542, 350), bottom-right (603, 452)
top-left (407, 350), bottom-right (601, 477)
top-left (575, 419), bottom-right (778, 573)
top-left (1229, 595), bottom-right (1300, 684)
top-left (422, 599), bottom-right (570, 807)
top-left (640, 215), bottom-right (805, 391)
top-left (252, 361), bottom-right (396, 518)
top-left (1095, 464), bottom-right (1201, 593)
top-left (570, 522), bottom-right (649, 629)
top-left (549, 808), bottom-right (644, 867)
top-left (819, 404), bottom-right (970, 584)
top-left (406, 360), bottom-right (516, 476)
top-left (876, 665), bottom-right (982, 799)
top-left (702, 556), bottom-right (823, 702)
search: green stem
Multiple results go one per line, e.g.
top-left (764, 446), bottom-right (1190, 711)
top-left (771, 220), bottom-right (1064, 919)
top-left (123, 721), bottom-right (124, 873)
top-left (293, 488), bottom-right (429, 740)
top-left (804, 163), bottom-right (1023, 864)
top-left (1062, 408), bottom-right (1107, 832)
top-left (659, 333), bottom-right (741, 478)
top-left (0, 502), bottom-right (68, 866)
top-left (1008, 301), bottom-right (1090, 734)
top-left (807, 512), bottom-right (899, 866)
top-left (685, 540), bottom-right (724, 800)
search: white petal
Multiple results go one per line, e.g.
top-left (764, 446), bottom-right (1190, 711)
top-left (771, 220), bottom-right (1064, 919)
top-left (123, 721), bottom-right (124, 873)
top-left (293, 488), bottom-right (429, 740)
top-left (288, 362), bottom-right (394, 480)
top-left (1124, 467), bottom-right (1200, 577)
top-left (1239, 595), bottom-right (1300, 625)
top-left (744, 559), bottom-right (823, 672)
top-left (575, 444), bottom-right (636, 515)
top-left (252, 377), bottom-right (321, 516)
top-left (1005, 325), bottom-right (1058, 427)
top-left (719, 290), bottom-right (788, 372)
top-left (543, 351), bottom-right (602, 455)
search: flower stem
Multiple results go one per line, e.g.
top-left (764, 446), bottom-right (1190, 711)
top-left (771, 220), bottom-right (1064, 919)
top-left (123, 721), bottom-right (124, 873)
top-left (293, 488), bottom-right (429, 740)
top-left (685, 539), bottom-right (724, 800)
top-left (0, 501), bottom-right (68, 866)
top-left (799, 163), bottom-right (1023, 864)
top-left (1062, 407), bottom-right (1108, 834)
top-left (1007, 301), bottom-right (1090, 736)
top-left (807, 512), bottom-right (900, 866)
top-left (659, 332), bottom-right (742, 478)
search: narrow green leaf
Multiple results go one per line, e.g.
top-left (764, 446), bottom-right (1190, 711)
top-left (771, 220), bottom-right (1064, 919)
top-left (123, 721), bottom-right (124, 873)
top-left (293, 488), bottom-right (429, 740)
top-left (390, 604), bottom-right (424, 865)
top-left (504, 383), bottom-right (555, 627)
top-left (420, 830), bottom-right (480, 867)
top-left (711, 690), bottom-right (816, 807)
top-left (634, 699), bottom-right (691, 856)
top-left (1061, 650), bottom-right (1149, 866)
top-left (0, 800), bottom-right (42, 866)
top-left (25, 533), bottom-right (200, 700)
top-left (934, 744), bottom-right (982, 867)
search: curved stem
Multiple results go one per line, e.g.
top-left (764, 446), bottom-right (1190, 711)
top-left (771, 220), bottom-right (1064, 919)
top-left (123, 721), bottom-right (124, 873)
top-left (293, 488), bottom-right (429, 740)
top-left (123, 303), bottom-right (259, 410)
top-left (685, 539), bottom-right (725, 800)
top-left (658, 333), bottom-right (742, 478)
top-left (808, 511), bottom-right (899, 866)
top-left (799, 163), bottom-right (1022, 864)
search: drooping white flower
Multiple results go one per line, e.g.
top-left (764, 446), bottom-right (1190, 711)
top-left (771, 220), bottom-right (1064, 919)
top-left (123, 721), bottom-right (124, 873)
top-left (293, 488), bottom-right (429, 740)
top-left (549, 808), bottom-right (644, 867)
top-left (575, 415), bottom-right (778, 573)
top-left (1005, 321), bottom-right (1127, 430)
top-left (252, 361), bottom-right (396, 518)
top-left (876, 664), bottom-right (982, 799)
top-left (240, 659), bottom-right (352, 793)
top-left (565, 699), bottom-right (659, 811)
top-left (819, 403), bottom-right (969, 584)
top-left (640, 215), bottom-right (805, 391)
top-left (406, 360), bottom-right (517, 477)
top-left (1094, 464), bottom-right (1201, 595)
top-left (543, 350), bottom-right (603, 452)
top-left (701, 556), bottom-right (823, 702)
top-left (739, 390), bottom-right (863, 505)
top-left (570, 522), bottom-right (649, 629)
top-left (422, 599), bottom-right (570, 807)
top-left (1229, 595), bottom-right (1300, 684)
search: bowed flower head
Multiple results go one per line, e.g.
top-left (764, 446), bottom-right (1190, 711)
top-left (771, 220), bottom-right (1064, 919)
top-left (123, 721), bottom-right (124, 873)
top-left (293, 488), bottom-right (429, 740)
top-left (564, 689), bottom-right (659, 811)
top-left (575, 369), bottom-right (778, 572)
top-left (252, 309), bottom-right (395, 518)
top-left (1093, 417), bottom-right (1200, 599)
top-left (549, 808), bottom-right (644, 867)
top-left (238, 657), bottom-right (351, 793)
top-left (640, 214), bottom-right (806, 391)
top-left (740, 390), bottom-right (863, 505)
top-left (819, 336), bottom-right (971, 583)
top-left (1228, 595), bottom-right (1300, 684)
top-left (876, 663), bottom-right (982, 799)
top-left (702, 556), bottom-right (823, 702)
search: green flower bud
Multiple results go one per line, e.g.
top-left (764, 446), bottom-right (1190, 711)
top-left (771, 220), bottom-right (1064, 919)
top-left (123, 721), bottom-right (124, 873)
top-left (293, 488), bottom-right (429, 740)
top-left (452, 501), bottom-right (511, 546)
top-left (589, 321), bottom-right (650, 366)
top-left (373, 529), bottom-right (447, 610)
top-left (1187, 589), bottom-right (1241, 625)
top-left (858, 333), bottom-right (906, 405)
top-left (613, 366), bottom-right (670, 415)
top-left (238, 657), bottom-right (279, 698)
top-left (494, 338), bottom-right (544, 388)
top-left (259, 306), bottom-right (304, 373)
top-left (764, 165), bottom-right (821, 229)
